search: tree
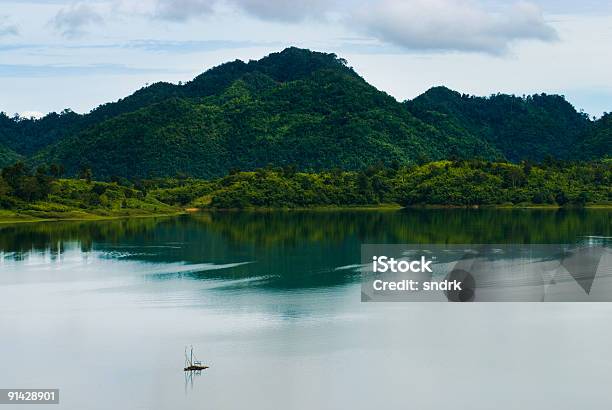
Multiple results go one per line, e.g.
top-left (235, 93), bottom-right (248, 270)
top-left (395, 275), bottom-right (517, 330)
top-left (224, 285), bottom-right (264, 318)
top-left (79, 166), bottom-right (93, 183)
top-left (1, 162), bottom-right (27, 190)
top-left (522, 160), bottom-right (533, 175)
top-left (555, 191), bottom-right (569, 206)
top-left (0, 176), bottom-right (10, 197)
top-left (0, 162), bottom-right (53, 202)
top-left (282, 164), bottom-right (297, 178)
top-left (575, 192), bottom-right (589, 207)
top-left (49, 163), bottom-right (64, 178)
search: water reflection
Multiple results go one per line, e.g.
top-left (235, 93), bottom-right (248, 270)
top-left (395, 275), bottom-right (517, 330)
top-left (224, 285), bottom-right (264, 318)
top-left (1, 209), bottom-right (610, 291)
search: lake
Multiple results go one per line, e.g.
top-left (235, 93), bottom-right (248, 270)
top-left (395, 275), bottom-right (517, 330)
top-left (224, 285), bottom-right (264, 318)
top-left (1, 209), bottom-right (611, 409)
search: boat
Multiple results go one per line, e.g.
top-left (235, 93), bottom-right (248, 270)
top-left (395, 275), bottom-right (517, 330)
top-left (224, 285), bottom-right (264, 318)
top-left (184, 346), bottom-right (209, 372)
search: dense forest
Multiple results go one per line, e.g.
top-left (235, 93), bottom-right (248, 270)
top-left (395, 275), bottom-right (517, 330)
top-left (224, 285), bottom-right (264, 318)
top-left (152, 160), bottom-right (611, 208)
top-left (0, 47), bottom-right (610, 179)
top-left (1, 159), bottom-right (609, 221)
top-left (406, 87), bottom-right (595, 161)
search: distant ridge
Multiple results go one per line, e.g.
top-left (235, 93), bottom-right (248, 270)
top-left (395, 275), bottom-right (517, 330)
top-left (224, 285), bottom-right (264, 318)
top-left (407, 86), bottom-right (594, 162)
top-left (0, 47), bottom-right (609, 179)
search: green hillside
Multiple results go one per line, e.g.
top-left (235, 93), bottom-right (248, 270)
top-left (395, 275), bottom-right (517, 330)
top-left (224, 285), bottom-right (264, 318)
top-left (34, 48), bottom-right (498, 178)
top-left (0, 144), bottom-right (21, 168)
top-left (406, 86), bottom-right (596, 161)
top-left (0, 110), bottom-right (85, 156)
top-left (578, 113), bottom-right (612, 160)
top-left (0, 48), bottom-right (609, 179)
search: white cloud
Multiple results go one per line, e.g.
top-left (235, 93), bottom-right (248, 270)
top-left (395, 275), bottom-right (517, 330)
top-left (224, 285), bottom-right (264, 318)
top-left (51, 3), bottom-right (103, 38)
top-left (351, 0), bottom-right (558, 54)
top-left (0, 16), bottom-right (19, 37)
top-left (153, 0), bottom-right (215, 21)
top-left (231, 0), bottom-right (330, 22)
top-left (111, 0), bottom-right (556, 54)
top-left (149, 0), bottom-right (329, 22)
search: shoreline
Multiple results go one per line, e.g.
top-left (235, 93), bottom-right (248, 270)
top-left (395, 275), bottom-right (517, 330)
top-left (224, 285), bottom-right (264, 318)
top-left (2, 203), bottom-right (611, 224)
top-left (193, 203), bottom-right (612, 211)
top-left (0, 210), bottom-right (187, 225)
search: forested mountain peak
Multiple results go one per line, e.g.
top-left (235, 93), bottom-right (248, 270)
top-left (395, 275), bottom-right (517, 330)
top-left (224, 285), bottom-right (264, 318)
top-left (407, 86), bottom-right (594, 161)
top-left (0, 48), bottom-right (609, 179)
top-left (247, 47), bottom-right (355, 81)
top-left (578, 112), bottom-right (612, 159)
top-left (413, 86), bottom-right (462, 102)
top-left (185, 47), bottom-right (356, 95)
top-left (413, 86), bottom-right (586, 115)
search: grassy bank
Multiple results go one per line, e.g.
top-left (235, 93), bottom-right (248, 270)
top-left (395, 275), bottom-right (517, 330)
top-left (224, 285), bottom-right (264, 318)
top-left (0, 177), bottom-right (182, 223)
top-left (0, 209), bottom-right (185, 224)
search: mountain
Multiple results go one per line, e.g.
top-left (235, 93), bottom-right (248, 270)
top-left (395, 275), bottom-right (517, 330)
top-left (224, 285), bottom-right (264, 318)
top-left (31, 48), bottom-right (498, 178)
top-left (0, 47), bottom-right (608, 179)
top-left (406, 86), bottom-right (594, 161)
top-left (577, 113), bottom-right (612, 160)
top-left (0, 110), bottom-right (86, 156)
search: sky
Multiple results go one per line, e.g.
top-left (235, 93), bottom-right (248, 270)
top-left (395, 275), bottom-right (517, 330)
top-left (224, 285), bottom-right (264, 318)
top-left (0, 0), bottom-right (611, 118)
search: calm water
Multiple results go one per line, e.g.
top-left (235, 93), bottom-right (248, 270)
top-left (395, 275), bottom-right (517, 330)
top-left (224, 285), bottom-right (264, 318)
top-left (1, 209), bottom-right (611, 409)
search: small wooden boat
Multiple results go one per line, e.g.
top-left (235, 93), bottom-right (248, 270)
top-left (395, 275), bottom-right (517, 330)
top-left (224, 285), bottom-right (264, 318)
top-left (184, 364), bottom-right (209, 371)
top-left (184, 346), bottom-right (209, 372)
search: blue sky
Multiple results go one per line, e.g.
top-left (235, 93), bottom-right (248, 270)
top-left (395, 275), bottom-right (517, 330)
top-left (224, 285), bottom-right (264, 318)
top-left (1, 0), bottom-right (611, 118)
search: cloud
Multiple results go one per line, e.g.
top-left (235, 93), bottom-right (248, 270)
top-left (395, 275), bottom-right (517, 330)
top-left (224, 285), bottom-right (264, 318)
top-left (126, 39), bottom-right (278, 53)
top-left (45, 0), bottom-right (557, 55)
top-left (51, 3), bottom-right (103, 38)
top-left (351, 0), bottom-right (558, 54)
top-left (231, 0), bottom-right (330, 22)
top-left (0, 16), bottom-right (19, 37)
top-left (149, 0), bottom-right (329, 22)
top-left (0, 63), bottom-right (176, 77)
top-left (119, 0), bottom-right (555, 54)
top-left (153, 0), bottom-right (215, 21)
